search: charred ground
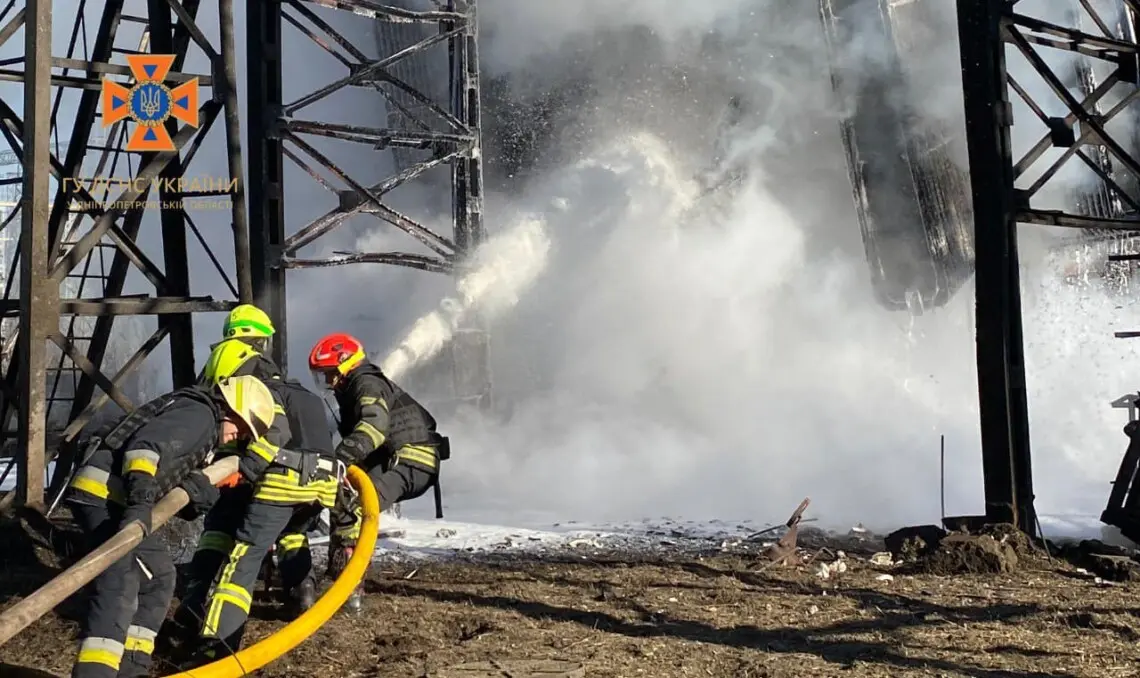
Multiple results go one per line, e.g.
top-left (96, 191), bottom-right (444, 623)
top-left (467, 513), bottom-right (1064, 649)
top-left (2, 522), bottom-right (1140, 678)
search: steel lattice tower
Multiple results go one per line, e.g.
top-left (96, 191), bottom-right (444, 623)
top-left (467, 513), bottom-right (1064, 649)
top-left (0, 0), bottom-right (486, 509)
top-left (958, 0), bottom-right (1140, 533)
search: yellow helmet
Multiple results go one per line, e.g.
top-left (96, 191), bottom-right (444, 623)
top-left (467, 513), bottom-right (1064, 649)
top-left (215, 375), bottom-right (275, 439)
top-left (223, 304), bottom-right (275, 340)
top-left (202, 339), bottom-right (260, 385)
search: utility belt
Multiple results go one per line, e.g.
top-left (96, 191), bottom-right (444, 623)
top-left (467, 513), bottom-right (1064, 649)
top-left (271, 448), bottom-right (335, 485)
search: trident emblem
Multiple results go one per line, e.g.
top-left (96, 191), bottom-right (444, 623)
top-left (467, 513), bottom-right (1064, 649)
top-left (138, 85), bottom-right (162, 119)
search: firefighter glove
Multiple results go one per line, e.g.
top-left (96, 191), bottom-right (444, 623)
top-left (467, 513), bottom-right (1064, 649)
top-left (120, 503), bottom-right (153, 536)
top-left (238, 454), bottom-right (265, 484)
top-left (334, 439), bottom-right (364, 465)
top-left (177, 470), bottom-right (220, 520)
top-left (124, 473), bottom-right (160, 506)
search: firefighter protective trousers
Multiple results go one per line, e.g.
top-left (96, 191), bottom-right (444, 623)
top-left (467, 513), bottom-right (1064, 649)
top-left (69, 502), bottom-right (175, 678)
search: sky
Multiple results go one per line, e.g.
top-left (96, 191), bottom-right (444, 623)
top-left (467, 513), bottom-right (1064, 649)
top-left (4, 0), bottom-right (1140, 530)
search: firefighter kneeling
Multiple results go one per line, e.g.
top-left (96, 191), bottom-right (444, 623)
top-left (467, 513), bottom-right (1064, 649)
top-left (65, 375), bottom-right (275, 678)
top-left (309, 332), bottom-right (449, 612)
top-left (176, 334), bottom-right (340, 664)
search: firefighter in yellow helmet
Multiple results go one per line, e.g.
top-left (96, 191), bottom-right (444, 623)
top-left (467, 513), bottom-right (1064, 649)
top-left (174, 337), bottom-right (340, 665)
top-left (66, 375), bottom-right (275, 678)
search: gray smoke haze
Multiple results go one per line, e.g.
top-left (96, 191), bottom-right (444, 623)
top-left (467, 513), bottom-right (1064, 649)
top-left (427, 0), bottom-right (1140, 530)
top-left (4, 1), bottom-right (1139, 530)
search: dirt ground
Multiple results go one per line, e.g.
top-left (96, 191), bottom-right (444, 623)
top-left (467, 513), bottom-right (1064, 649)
top-left (4, 525), bottom-right (1140, 677)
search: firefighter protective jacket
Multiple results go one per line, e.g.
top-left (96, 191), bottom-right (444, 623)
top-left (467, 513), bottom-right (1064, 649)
top-left (235, 355), bottom-right (338, 507)
top-left (333, 363), bottom-right (438, 470)
top-left (69, 386), bottom-right (225, 506)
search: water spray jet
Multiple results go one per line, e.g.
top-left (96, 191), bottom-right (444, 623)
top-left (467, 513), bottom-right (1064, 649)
top-left (379, 217), bottom-right (552, 383)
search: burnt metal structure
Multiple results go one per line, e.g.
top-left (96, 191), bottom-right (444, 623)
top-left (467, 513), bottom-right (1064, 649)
top-left (0, 0), bottom-right (487, 511)
top-left (0, 0), bottom-right (249, 509)
top-left (820, 0), bottom-right (975, 314)
top-left (247, 0), bottom-right (488, 409)
top-left (957, 0), bottom-right (1140, 534)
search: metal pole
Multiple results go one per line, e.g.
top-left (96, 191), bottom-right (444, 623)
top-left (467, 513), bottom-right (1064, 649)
top-left (246, 0), bottom-right (287, 368)
top-left (17, 0), bottom-right (55, 509)
top-left (219, 0), bottom-right (251, 304)
top-left (148, 0), bottom-right (196, 388)
top-left (957, 0), bottom-right (1035, 532)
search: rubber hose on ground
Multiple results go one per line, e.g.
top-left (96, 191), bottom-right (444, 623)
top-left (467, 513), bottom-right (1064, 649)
top-left (162, 465), bottom-right (380, 677)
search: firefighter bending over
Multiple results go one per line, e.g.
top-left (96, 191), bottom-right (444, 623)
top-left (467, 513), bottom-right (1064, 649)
top-left (180, 303), bottom-right (323, 622)
top-left (178, 337), bottom-right (339, 663)
top-left (65, 375), bottom-right (275, 678)
top-left (309, 332), bottom-right (449, 612)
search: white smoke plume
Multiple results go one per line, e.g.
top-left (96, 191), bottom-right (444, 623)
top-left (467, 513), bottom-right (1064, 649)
top-left (389, 0), bottom-right (1140, 531)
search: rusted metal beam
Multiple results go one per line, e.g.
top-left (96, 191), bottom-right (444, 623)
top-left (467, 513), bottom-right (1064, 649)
top-left (59, 326), bottom-right (171, 446)
top-left (16, 0), bottom-right (53, 510)
top-left (448, 0), bottom-right (491, 411)
top-left (281, 145), bottom-right (465, 254)
top-left (147, 0), bottom-right (197, 389)
top-left (283, 26), bottom-right (462, 115)
top-left (247, 0), bottom-right (287, 367)
top-left (47, 332), bottom-right (133, 412)
top-left (0, 297), bottom-right (234, 316)
top-left (282, 252), bottom-right (452, 274)
top-left (296, 0), bottom-right (463, 23)
top-left (59, 297), bottom-right (234, 315)
top-left (51, 56), bottom-right (210, 84)
top-left (282, 131), bottom-right (456, 255)
top-left (218, 0), bottom-right (250, 304)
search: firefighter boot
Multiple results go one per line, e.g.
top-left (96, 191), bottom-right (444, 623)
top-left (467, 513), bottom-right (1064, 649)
top-left (286, 578), bottom-right (317, 618)
top-left (326, 538), bottom-right (362, 613)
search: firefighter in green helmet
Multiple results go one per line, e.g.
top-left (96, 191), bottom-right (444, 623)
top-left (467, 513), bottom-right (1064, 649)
top-left (222, 303), bottom-right (276, 352)
top-left (174, 335), bottom-right (340, 664)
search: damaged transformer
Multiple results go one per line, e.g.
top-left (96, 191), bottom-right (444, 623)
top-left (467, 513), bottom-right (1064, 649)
top-left (820, 0), bottom-right (975, 313)
top-left (821, 0), bottom-right (1140, 312)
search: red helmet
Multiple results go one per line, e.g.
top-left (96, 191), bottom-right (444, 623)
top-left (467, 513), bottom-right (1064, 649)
top-left (308, 333), bottom-right (366, 389)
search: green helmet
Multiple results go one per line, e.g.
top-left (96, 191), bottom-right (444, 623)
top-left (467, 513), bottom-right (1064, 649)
top-left (223, 304), bottom-right (275, 340)
top-left (202, 338), bottom-right (260, 386)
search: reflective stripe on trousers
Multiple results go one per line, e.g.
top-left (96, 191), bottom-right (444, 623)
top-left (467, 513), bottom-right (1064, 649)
top-left (71, 502), bottom-right (175, 678)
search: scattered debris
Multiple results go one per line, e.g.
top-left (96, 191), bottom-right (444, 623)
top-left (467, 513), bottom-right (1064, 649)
top-left (759, 497), bottom-right (810, 566)
top-left (436, 528), bottom-right (458, 539)
top-left (436, 659), bottom-right (586, 677)
top-left (912, 533), bottom-right (1019, 575)
top-left (979, 523), bottom-right (1040, 557)
top-left (875, 573), bottom-right (894, 582)
top-left (1054, 539), bottom-right (1140, 582)
top-left (885, 524), bottom-right (946, 562)
top-left (869, 552), bottom-right (894, 567)
top-left (815, 556), bottom-right (847, 580)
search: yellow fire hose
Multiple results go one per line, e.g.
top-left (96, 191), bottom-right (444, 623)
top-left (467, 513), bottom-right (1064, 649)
top-left (161, 464), bottom-right (380, 677)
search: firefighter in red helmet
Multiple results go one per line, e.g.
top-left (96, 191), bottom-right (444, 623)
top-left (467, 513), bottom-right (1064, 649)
top-left (309, 332), bottom-right (448, 611)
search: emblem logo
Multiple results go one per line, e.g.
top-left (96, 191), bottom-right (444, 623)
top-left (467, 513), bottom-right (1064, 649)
top-left (101, 54), bottom-right (199, 152)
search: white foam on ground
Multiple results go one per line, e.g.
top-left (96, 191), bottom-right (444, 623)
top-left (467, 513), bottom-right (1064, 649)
top-left (363, 512), bottom-right (1137, 560)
